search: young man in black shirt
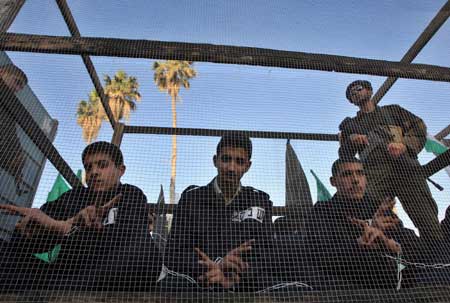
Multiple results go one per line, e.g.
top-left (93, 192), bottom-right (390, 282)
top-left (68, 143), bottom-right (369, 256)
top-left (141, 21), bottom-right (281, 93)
top-left (0, 141), bottom-right (161, 291)
top-left (299, 157), bottom-right (419, 290)
top-left (164, 134), bottom-right (276, 291)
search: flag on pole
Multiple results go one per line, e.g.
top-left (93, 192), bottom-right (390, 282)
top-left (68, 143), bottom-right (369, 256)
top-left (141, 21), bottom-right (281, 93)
top-left (425, 135), bottom-right (450, 178)
top-left (310, 169), bottom-right (332, 202)
top-left (153, 185), bottom-right (168, 252)
top-left (285, 140), bottom-right (313, 209)
top-left (34, 170), bottom-right (82, 263)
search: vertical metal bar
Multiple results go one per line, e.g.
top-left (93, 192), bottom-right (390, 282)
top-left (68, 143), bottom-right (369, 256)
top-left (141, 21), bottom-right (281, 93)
top-left (111, 122), bottom-right (125, 147)
top-left (55, 0), bottom-right (117, 129)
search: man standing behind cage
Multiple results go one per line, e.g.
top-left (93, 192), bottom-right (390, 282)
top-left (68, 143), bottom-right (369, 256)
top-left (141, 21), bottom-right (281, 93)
top-left (338, 80), bottom-right (441, 240)
top-left (163, 134), bottom-right (277, 291)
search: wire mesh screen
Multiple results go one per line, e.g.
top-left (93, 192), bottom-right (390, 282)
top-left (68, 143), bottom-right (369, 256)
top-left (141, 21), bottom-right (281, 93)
top-left (1, 0), bottom-right (450, 302)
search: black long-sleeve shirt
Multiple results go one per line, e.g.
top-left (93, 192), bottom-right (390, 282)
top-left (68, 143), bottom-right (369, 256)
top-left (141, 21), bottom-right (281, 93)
top-left (2, 183), bottom-right (161, 291)
top-left (164, 180), bottom-right (275, 291)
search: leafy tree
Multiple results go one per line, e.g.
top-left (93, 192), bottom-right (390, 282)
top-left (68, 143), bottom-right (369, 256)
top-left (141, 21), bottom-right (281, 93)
top-left (152, 61), bottom-right (197, 204)
top-left (77, 71), bottom-right (141, 144)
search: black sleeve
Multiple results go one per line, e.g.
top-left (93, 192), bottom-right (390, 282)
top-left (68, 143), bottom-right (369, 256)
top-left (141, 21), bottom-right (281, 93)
top-left (115, 185), bottom-right (149, 238)
top-left (40, 189), bottom-right (80, 220)
top-left (338, 117), bottom-right (360, 158)
top-left (164, 191), bottom-right (203, 279)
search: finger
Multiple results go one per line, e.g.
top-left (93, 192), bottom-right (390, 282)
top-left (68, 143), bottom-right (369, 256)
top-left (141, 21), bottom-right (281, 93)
top-left (101, 194), bottom-right (122, 213)
top-left (81, 211), bottom-right (92, 228)
top-left (0, 204), bottom-right (26, 215)
top-left (351, 218), bottom-right (368, 228)
top-left (87, 207), bottom-right (97, 225)
top-left (16, 215), bottom-right (31, 231)
top-left (223, 259), bottom-right (243, 273)
top-left (376, 201), bottom-right (394, 216)
top-left (195, 248), bottom-right (213, 264)
top-left (205, 269), bottom-right (222, 279)
top-left (207, 275), bottom-right (223, 287)
top-left (384, 217), bottom-right (400, 224)
top-left (367, 231), bottom-right (380, 245)
top-left (230, 240), bottom-right (254, 255)
top-left (224, 255), bottom-right (247, 272)
top-left (198, 260), bottom-right (215, 269)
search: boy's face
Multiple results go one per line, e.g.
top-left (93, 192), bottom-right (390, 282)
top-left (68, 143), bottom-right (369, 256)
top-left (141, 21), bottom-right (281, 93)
top-left (214, 147), bottom-right (251, 189)
top-left (331, 162), bottom-right (367, 201)
top-left (84, 153), bottom-right (125, 192)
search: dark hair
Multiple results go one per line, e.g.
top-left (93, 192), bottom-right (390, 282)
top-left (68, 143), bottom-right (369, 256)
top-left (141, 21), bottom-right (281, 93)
top-left (331, 157), bottom-right (362, 177)
top-left (82, 141), bottom-right (124, 167)
top-left (216, 133), bottom-right (252, 160)
top-left (0, 64), bottom-right (28, 85)
top-left (345, 80), bottom-right (372, 101)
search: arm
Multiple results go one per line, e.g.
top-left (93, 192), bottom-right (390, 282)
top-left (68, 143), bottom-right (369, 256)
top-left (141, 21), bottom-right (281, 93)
top-left (114, 185), bottom-right (149, 238)
top-left (391, 105), bottom-right (427, 157)
top-left (338, 117), bottom-right (367, 158)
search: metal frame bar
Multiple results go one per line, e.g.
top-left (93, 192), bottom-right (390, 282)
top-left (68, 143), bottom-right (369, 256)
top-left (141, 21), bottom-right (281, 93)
top-left (0, 0), bottom-right (25, 32)
top-left (55, 0), bottom-right (116, 129)
top-left (124, 125), bottom-right (339, 141)
top-left (2, 33), bottom-right (450, 82)
top-left (371, 1), bottom-right (450, 105)
top-left (0, 2), bottom-right (448, 193)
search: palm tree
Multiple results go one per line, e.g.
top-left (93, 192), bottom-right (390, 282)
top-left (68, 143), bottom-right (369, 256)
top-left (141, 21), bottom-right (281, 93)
top-left (77, 71), bottom-right (141, 144)
top-left (103, 70), bottom-right (141, 122)
top-left (152, 60), bottom-right (197, 204)
top-left (76, 92), bottom-right (105, 144)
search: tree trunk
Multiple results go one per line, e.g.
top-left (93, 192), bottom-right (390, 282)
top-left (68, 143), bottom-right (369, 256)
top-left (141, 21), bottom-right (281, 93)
top-left (169, 95), bottom-right (177, 204)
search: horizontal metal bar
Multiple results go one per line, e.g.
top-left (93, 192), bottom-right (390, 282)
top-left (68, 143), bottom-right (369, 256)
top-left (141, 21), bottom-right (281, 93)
top-left (2, 33), bottom-right (450, 81)
top-left (123, 125), bottom-right (339, 141)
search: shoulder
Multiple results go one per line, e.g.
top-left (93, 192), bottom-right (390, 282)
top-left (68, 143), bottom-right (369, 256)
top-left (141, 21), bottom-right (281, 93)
top-left (177, 184), bottom-right (209, 206)
top-left (312, 200), bottom-right (332, 213)
top-left (339, 116), bottom-right (355, 131)
top-left (119, 184), bottom-right (148, 203)
top-left (381, 104), bottom-right (411, 115)
top-left (40, 186), bottom-right (87, 216)
top-left (120, 183), bottom-right (145, 195)
top-left (242, 186), bottom-right (272, 204)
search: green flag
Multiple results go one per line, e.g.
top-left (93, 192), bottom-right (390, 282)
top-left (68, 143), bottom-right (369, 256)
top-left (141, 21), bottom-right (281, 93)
top-left (34, 170), bottom-right (82, 263)
top-left (46, 174), bottom-right (70, 202)
top-left (425, 135), bottom-right (450, 178)
top-left (310, 169), bottom-right (332, 202)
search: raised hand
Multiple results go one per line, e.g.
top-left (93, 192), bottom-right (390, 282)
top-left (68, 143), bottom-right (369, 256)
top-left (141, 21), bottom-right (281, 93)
top-left (67, 194), bottom-right (122, 229)
top-left (220, 239), bottom-right (254, 274)
top-left (387, 142), bottom-right (407, 158)
top-left (351, 218), bottom-right (401, 253)
top-left (349, 134), bottom-right (369, 146)
top-left (372, 198), bottom-right (400, 232)
top-left (195, 247), bottom-right (240, 289)
top-left (0, 204), bottom-right (70, 237)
